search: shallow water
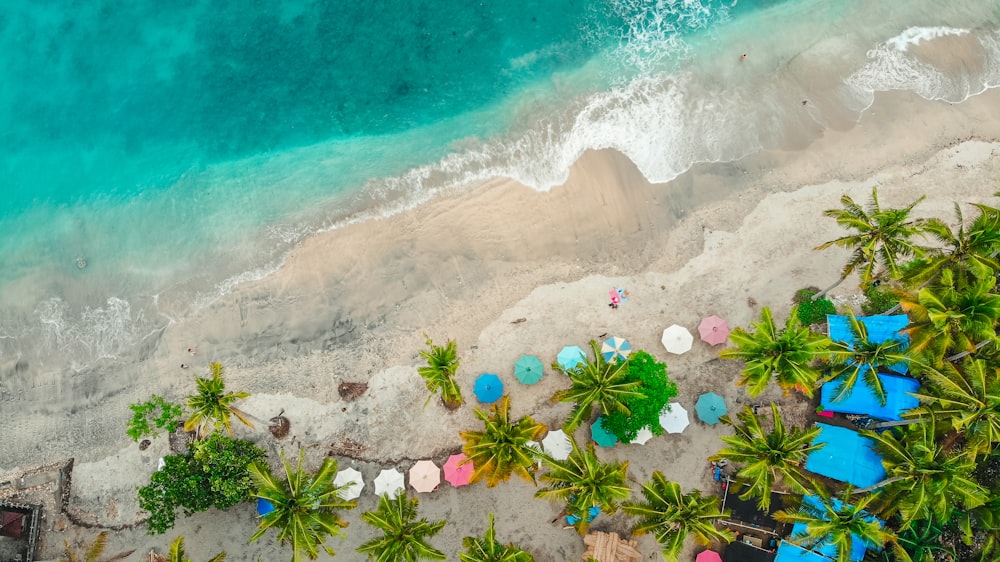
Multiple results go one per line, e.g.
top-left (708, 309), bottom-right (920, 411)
top-left (0, 0), bottom-right (998, 370)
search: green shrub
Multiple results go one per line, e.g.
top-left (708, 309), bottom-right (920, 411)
top-left (793, 288), bottom-right (836, 326)
top-left (861, 284), bottom-right (898, 315)
top-left (602, 351), bottom-right (678, 443)
top-left (127, 395), bottom-right (184, 441)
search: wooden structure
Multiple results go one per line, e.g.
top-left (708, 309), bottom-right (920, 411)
top-left (581, 531), bottom-right (641, 562)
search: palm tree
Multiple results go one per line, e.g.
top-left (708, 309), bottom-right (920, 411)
top-left (709, 404), bottom-right (824, 510)
top-left (460, 396), bottom-right (546, 487)
top-left (889, 519), bottom-right (954, 562)
top-left (184, 362), bottom-right (252, 438)
top-left (551, 340), bottom-right (643, 432)
top-left (911, 358), bottom-right (1000, 455)
top-left (357, 493), bottom-right (446, 561)
top-left (622, 472), bottom-right (734, 562)
top-left (535, 436), bottom-right (631, 534)
top-left (823, 312), bottom-right (911, 405)
top-left (860, 421), bottom-right (987, 527)
top-left (720, 307), bottom-right (832, 397)
top-left (159, 536), bottom-right (226, 562)
top-left (59, 531), bottom-right (135, 562)
top-left (902, 202), bottom-right (1000, 287)
top-left (899, 269), bottom-right (1000, 367)
top-left (417, 338), bottom-right (463, 409)
top-left (813, 187), bottom-right (927, 296)
top-left (774, 489), bottom-right (894, 562)
top-left (248, 451), bottom-right (356, 561)
top-left (459, 514), bottom-right (534, 562)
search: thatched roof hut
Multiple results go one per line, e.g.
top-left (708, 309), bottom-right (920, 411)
top-left (581, 530), bottom-right (642, 562)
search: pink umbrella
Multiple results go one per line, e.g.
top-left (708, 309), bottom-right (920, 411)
top-left (409, 460), bottom-right (441, 493)
top-left (443, 454), bottom-right (474, 487)
top-left (698, 315), bottom-right (730, 346)
top-left (696, 551), bottom-right (723, 562)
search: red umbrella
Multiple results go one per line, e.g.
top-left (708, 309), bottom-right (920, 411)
top-left (443, 453), bottom-right (474, 487)
top-left (696, 551), bottom-right (723, 562)
top-left (698, 315), bottom-right (730, 346)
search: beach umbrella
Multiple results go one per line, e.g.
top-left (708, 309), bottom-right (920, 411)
top-left (473, 373), bottom-right (504, 403)
top-left (542, 429), bottom-right (572, 460)
top-left (591, 416), bottom-right (619, 447)
top-left (601, 336), bottom-right (631, 362)
top-left (566, 505), bottom-right (601, 525)
top-left (334, 467), bottom-right (364, 500)
top-left (658, 402), bottom-right (690, 434)
top-left (557, 346), bottom-right (587, 371)
top-left (256, 498), bottom-right (275, 517)
top-left (698, 315), bottom-right (730, 346)
top-left (374, 468), bottom-right (405, 499)
top-left (696, 551), bottom-right (723, 562)
top-left (514, 355), bottom-right (544, 385)
top-left (443, 454), bottom-right (473, 487)
top-left (409, 460), bottom-right (441, 493)
top-left (630, 426), bottom-right (655, 445)
top-left (661, 325), bottom-right (694, 355)
top-left (696, 392), bottom-right (727, 425)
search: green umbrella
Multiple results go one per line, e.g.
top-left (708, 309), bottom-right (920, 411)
top-left (514, 355), bottom-right (544, 384)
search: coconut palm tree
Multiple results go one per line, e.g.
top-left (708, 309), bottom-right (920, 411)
top-left (901, 202), bottom-right (1000, 287)
top-left (899, 269), bottom-right (1000, 367)
top-left (59, 531), bottom-right (135, 562)
top-left (911, 358), bottom-right (1000, 455)
top-left (720, 306), bottom-right (832, 397)
top-left (774, 489), bottom-right (894, 562)
top-left (460, 396), bottom-right (546, 487)
top-left (159, 536), bottom-right (226, 562)
top-left (248, 451), bottom-right (356, 561)
top-left (417, 338), bottom-right (463, 409)
top-left (888, 519), bottom-right (954, 562)
top-left (184, 362), bottom-right (252, 438)
top-left (823, 312), bottom-right (911, 406)
top-left (551, 340), bottom-right (643, 432)
top-left (860, 421), bottom-right (987, 527)
top-left (709, 404), bottom-right (824, 510)
top-left (813, 187), bottom-right (927, 297)
top-left (459, 514), bottom-right (534, 562)
top-left (622, 472), bottom-right (734, 562)
top-left (535, 437), bottom-right (631, 534)
top-left (357, 493), bottom-right (446, 561)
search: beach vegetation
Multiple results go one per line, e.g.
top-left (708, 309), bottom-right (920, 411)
top-left (535, 436), bottom-right (630, 534)
top-left (248, 451), bottom-right (355, 561)
top-left (159, 536), bottom-right (226, 562)
top-left (793, 288), bottom-right (837, 326)
top-left (889, 519), bottom-right (953, 562)
top-left (127, 394), bottom-right (184, 441)
top-left (184, 362), bottom-right (252, 439)
top-left (861, 283), bottom-right (898, 315)
top-left (600, 350), bottom-right (678, 443)
top-left (823, 311), bottom-right (911, 406)
top-left (622, 472), bottom-right (734, 562)
top-left (910, 358), bottom-right (1000, 456)
top-left (459, 513), bottom-right (534, 562)
top-left (357, 493), bottom-right (447, 561)
top-left (901, 202), bottom-right (1000, 287)
top-left (460, 395), bottom-right (546, 487)
top-left (720, 306), bottom-right (831, 397)
top-left (138, 432), bottom-right (265, 535)
top-left (551, 340), bottom-right (643, 432)
top-left (709, 404), bottom-right (824, 510)
top-left (58, 530), bottom-right (135, 562)
top-left (774, 488), bottom-right (894, 562)
top-left (418, 337), bottom-right (463, 409)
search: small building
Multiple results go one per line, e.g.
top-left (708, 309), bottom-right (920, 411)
top-left (0, 500), bottom-right (42, 562)
top-left (820, 372), bottom-right (920, 421)
top-left (581, 531), bottom-right (641, 562)
top-left (805, 424), bottom-right (885, 488)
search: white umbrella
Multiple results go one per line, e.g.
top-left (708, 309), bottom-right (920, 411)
top-left (658, 402), bottom-right (690, 434)
top-left (374, 468), bottom-right (405, 499)
top-left (542, 429), bottom-right (572, 460)
top-left (630, 427), bottom-right (655, 445)
top-left (661, 325), bottom-right (694, 355)
top-left (409, 460), bottom-right (441, 493)
top-left (334, 467), bottom-right (364, 500)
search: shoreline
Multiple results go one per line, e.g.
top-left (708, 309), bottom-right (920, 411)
top-left (4, 86), bottom-right (1000, 560)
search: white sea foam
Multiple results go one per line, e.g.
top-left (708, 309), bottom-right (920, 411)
top-left (32, 297), bottom-right (158, 362)
top-left (886, 26), bottom-right (969, 52)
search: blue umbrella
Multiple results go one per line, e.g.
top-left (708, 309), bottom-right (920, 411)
top-left (474, 373), bottom-right (504, 403)
top-left (566, 505), bottom-right (601, 525)
top-left (514, 355), bottom-right (544, 384)
top-left (601, 336), bottom-right (631, 362)
top-left (557, 346), bottom-right (587, 371)
top-left (256, 498), bottom-right (275, 517)
top-left (591, 416), bottom-right (619, 447)
top-left (696, 392), bottom-right (727, 425)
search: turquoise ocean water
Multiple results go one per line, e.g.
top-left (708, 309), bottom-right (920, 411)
top-left (1, 0), bottom-right (998, 368)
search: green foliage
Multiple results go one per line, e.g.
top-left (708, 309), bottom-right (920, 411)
top-left (358, 493), bottom-right (447, 561)
top-left (459, 514), bottom-right (534, 562)
top-left (794, 288), bottom-right (837, 326)
top-left (418, 338), bottom-right (463, 408)
top-left (460, 396), bottom-right (546, 488)
top-left (127, 395), bottom-right (184, 441)
top-left (861, 284), bottom-right (898, 315)
top-left (184, 362), bottom-right (252, 438)
top-left (775, 489), bottom-right (895, 562)
top-left (138, 433), bottom-right (265, 535)
top-left (165, 536), bottom-right (227, 562)
top-left (551, 340), bottom-right (643, 432)
top-left (601, 351), bottom-right (678, 443)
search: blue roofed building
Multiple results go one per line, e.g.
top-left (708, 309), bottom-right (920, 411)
top-left (820, 372), bottom-right (920, 421)
top-left (805, 423), bottom-right (886, 488)
top-left (774, 541), bottom-right (833, 562)
top-left (785, 495), bottom-right (882, 562)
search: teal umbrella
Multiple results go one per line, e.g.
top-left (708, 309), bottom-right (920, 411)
top-left (514, 355), bottom-right (544, 384)
top-left (557, 346), bottom-right (587, 371)
top-left (591, 416), bottom-right (619, 447)
top-left (696, 392), bottom-right (727, 425)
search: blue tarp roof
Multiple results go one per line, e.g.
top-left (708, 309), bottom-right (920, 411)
top-left (774, 541), bottom-right (832, 562)
top-left (787, 496), bottom-right (881, 562)
top-left (820, 372), bottom-right (920, 421)
top-left (805, 424), bottom-right (886, 488)
top-left (826, 314), bottom-right (910, 374)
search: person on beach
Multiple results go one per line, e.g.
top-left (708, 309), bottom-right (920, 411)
top-left (740, 53), bottom-right (747, 61)
top-left (180, 363), bottom-right (189, 369)
top-left (187, 347), bottom-right (198, 355)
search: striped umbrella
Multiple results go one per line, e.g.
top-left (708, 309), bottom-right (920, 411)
top-left (601, 336), bottom-right (631, 362)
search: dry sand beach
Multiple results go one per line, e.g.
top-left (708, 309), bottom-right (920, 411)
top-left (3, 85), bottom-right (1000, 560)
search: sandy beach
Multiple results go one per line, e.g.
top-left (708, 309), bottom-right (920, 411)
top-left (3, 83), bottom-right (1000, 561)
